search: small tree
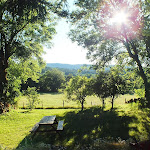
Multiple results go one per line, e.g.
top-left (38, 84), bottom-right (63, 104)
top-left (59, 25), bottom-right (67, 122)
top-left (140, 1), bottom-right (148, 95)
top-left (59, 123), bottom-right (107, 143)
top-left (24, 87), bottom-right (40, 109)
top-left (65, 76), bottom-right (91, 111)
top-left (92, 71), bottom-right (109, 108)
top-left (106, 71), bottom-right (126, 109)
top-left (92, 69), bottom-right (126, 109)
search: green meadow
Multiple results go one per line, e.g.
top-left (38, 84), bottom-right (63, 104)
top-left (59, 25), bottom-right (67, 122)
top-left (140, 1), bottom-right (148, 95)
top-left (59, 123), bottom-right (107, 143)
top-left (18, 93), bottom-right (136, 109)
top-left (0, 93), bottom-right (150, 150)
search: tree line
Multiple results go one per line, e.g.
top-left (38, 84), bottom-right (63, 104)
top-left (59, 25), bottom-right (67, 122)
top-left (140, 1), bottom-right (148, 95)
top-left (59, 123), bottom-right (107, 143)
top-left (20, 65), bottom-right (143, 111)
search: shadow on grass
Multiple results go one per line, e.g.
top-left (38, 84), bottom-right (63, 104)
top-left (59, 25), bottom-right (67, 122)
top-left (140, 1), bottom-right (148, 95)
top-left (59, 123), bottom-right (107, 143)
top-left (16, 107), bottom-right (137, 149)
top-left (39, 92), bottom-right (61, 95)
top-left (139, 112), bottom-right (150, 140)
top-left (19, 110), bottom-right (32, 113)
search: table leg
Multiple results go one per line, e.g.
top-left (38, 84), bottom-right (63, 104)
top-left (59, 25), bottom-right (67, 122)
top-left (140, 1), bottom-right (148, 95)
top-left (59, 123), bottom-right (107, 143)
top-left (32, 125), bottom-right (40, 138)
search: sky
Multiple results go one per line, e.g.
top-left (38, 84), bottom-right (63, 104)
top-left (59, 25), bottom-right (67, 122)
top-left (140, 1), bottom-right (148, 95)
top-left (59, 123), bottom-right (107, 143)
top-left (42, 19), bottom-right (92, 65)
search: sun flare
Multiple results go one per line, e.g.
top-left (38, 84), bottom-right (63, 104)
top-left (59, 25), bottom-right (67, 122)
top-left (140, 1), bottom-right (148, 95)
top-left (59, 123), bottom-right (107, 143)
top-left (110, 11), bottom-right (128, 25)
top-left (101, 0), bottom-right (142, 39)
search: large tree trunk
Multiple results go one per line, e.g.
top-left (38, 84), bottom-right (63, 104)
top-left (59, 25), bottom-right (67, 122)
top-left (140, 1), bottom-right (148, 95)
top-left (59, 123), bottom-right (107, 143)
top-left (125, 41), bottom-right (150, 107)
top-left (0, 41), bottom-right (9, 112)
top-left (135, 55), bottom-right (150, 106)
top-left (0, 49), bottom-right (8, 99)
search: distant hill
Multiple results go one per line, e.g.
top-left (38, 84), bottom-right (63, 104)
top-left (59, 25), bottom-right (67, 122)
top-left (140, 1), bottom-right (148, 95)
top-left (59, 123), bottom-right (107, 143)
top-left (46, 63), bottom-right (91, 70)
top-left (45, 63), bottom-right (113, 76)
top-left (45, 63), bottom-right (95, 76)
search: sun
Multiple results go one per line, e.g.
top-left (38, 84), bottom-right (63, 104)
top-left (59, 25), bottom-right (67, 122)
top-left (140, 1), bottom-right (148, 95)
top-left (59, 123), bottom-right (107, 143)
top-left (100, 0), bottom-right (142, 39)
top-left (110, 11), bottom-right (128, 25)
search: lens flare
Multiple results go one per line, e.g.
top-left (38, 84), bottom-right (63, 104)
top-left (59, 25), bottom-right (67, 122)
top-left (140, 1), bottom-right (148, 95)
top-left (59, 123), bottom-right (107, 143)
top-left (110, 11), bottom-right (128, 25)
top-left (99, 0), bottom-right (142, 40)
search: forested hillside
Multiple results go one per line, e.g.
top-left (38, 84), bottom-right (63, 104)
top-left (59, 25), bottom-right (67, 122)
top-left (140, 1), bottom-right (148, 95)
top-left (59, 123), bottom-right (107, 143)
top-left (46, 63), bottom-right (90, 69)
top-left (44, 63), bottom-right (96, 76)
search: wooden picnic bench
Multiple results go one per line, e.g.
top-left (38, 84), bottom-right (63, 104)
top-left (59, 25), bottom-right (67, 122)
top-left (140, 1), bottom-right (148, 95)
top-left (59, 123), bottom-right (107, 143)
top-left (30, 115), bottom-right (64, 137)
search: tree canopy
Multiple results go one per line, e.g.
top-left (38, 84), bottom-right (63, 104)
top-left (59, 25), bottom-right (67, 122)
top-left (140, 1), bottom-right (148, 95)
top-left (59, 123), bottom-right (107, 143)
top-left (0, 0), bottom-right (68, 106)
top-left (39, 69), bottom-right (65, 92)
top-left (92, 69), bottom-right (126, 109)
top-left (65, 76), bottom-right (92, 111)
top-left (68, 0), bottom-right (150, 107)
top-left (91, 71), bottom-right (108, 107)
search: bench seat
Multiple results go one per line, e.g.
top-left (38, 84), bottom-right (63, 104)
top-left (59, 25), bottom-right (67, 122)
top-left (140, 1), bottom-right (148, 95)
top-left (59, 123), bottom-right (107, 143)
top-left (57, 120), bottom-right (64, 130)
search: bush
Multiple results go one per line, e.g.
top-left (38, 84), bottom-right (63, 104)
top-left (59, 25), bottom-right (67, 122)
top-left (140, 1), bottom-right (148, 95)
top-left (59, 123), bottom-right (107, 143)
top-left (23, 87), bottom-right (40, 109)
top-left (39, 69), bottom-right (65, 92)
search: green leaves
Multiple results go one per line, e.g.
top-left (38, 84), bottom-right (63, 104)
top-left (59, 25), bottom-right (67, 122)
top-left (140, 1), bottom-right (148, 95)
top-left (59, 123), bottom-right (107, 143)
top-left (65, 75), bottom-right (93, 110)
top-left (0, 0), bottom-right (68, 105)
top-left (39, 69), bottom-right (65, 92)
top-left (23, 87), bottom-right (40, 109)
top-left (92, 69), bottom-right (127, 109)
top-left (67, 0), bottom-right (150, 105)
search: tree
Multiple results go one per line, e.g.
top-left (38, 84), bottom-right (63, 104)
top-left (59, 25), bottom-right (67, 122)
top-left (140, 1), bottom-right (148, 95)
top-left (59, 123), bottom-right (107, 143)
top-left (65, 76), bottom-right (92, 111)
top-left (0, 0), bottom-right (68, 107)
top-left (68, 0), bottom-right (150, 107)
top-left (24, 87), bottom-right (40, 110)
top-left (92, 69), bottom-right (126, 109)
top-left (21, 78), bottom-right (38, 91)
top-left (39, 69), bottom-right (65, 92)
top-left (92, 71), bottom-right (109, 108)
top-left (106, 70), bottom-right (126, 109)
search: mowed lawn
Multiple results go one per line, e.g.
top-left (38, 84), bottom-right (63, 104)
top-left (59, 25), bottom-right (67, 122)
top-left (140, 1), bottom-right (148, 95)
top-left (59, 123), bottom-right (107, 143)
top-left (0, 109), bottom-right (74, 149)
top-left (18, 92), bottom-right (136, 109)
top-left (0, 93), bottom-right (150, 150)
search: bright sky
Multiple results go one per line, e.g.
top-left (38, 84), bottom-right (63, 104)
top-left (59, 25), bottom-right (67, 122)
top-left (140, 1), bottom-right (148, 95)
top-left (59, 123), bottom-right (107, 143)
top-left (42, 19), bottom-right (92, 65)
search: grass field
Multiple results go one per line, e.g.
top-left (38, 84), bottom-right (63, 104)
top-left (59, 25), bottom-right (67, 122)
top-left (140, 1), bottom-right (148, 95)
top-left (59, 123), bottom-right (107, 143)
top-left (0, 93), bottom-right (150, 150)
top-left (18, 93), bottom-right (137, 109)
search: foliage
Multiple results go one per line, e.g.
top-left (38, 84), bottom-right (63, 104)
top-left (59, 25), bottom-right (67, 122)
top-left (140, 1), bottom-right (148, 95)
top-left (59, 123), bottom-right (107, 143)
top-left (92, 69), bottom-right (126, 109)
top-left (0, 144), bottom-right (5, 150)
top-left (114, 58), bottom-right (145, 95)
top-left (0, 0), bottom-right (68, 109)
top-left (23, 87), bottom-right (40, 109)
top-left (21, 78), bottom-right (39, 91)
top-left (42, 65), bottom-right (96, 76)
top-left (39, 69), bottom-right (65, 92)
top-left (106, 70), bottom-right (126, 109)
top-left (65, 76), bottom-right (92, 111)
top-left (68, 0), bottom-right (150, 107)
top-left (6, 58), bottom-right (44, 104)
top-left (135, 89), bottom-right (145, 98)
top-left (92, 71), bottom-right (109, 108)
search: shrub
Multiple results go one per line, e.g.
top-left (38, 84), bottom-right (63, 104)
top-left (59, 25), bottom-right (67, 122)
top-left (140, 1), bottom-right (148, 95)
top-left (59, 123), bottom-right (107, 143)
top-left (23, 87), bottom-right (40, 109)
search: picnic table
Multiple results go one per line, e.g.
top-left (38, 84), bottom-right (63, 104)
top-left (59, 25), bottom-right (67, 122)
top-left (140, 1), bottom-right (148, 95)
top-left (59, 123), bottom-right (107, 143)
top-left (30, 115), bottom-right (64, 137)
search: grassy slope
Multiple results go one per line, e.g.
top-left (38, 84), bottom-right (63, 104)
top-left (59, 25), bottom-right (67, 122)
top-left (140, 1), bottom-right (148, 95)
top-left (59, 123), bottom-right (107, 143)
top-left (0, 109), bottom-right (75, 149)
top-left (0, 93), bottom-right (150, 149)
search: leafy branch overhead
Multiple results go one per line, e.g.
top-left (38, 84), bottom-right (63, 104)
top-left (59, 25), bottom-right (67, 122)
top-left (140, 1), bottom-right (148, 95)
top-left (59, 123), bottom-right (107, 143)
top-left (0, 0), bottom-right (68, 107)
top-left (68, 0), bottom-right (150, 107)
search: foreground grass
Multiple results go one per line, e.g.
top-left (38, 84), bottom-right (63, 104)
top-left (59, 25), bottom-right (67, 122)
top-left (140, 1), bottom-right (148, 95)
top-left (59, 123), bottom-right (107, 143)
top-left (1, 93), bottom-right (150, 149)
top-left (0, 109), bottom-right (75, 149)
top-left (0, 106), bottom-right (150, 149)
